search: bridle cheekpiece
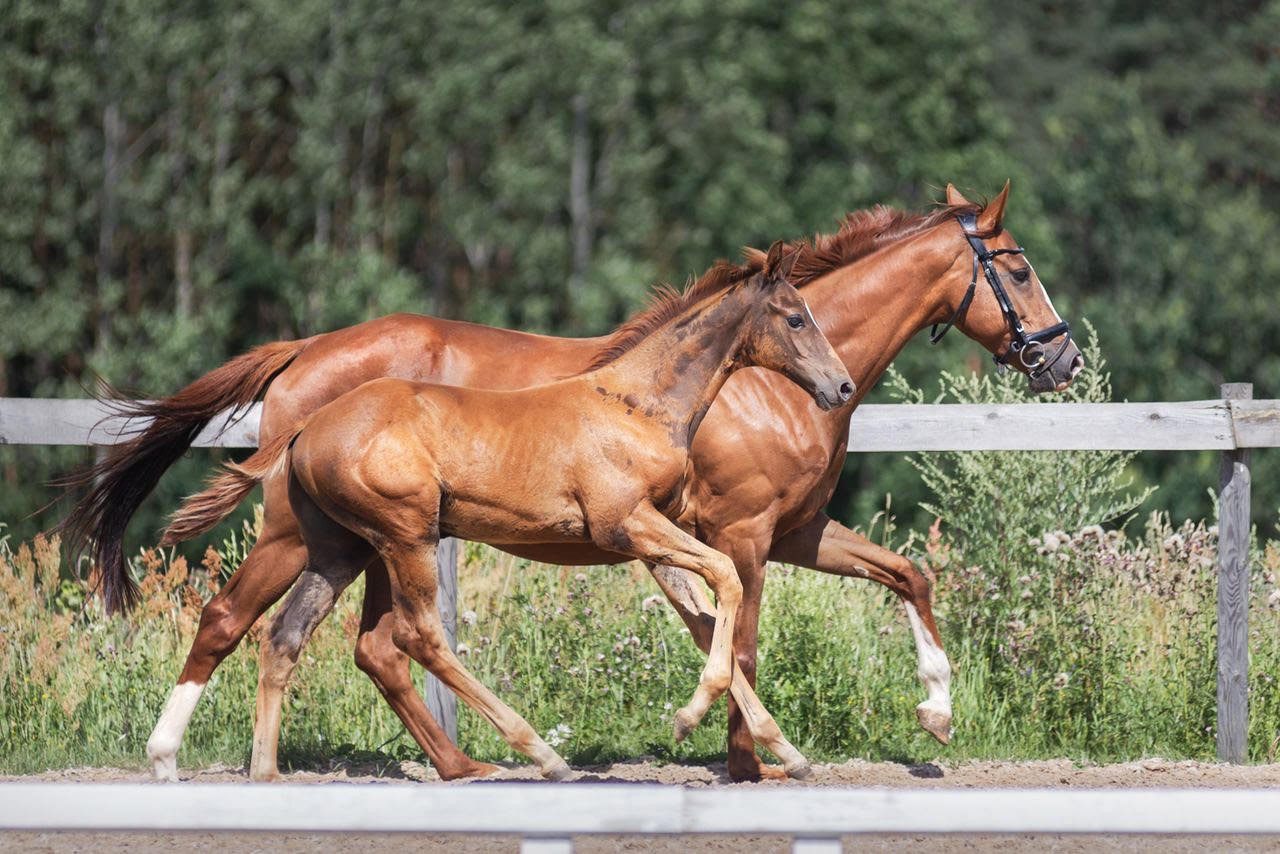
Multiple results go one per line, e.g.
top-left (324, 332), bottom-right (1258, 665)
top-left (929, 212), bottom-right (1071, 377)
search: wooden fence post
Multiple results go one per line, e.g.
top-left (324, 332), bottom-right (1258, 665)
top-left (424, 536), bottom-right (459, 744)
top-left (1217, 382), bottom-right (1252, 763)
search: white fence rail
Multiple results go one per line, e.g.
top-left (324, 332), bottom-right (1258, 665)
top-left (3, 389), bottom-right (1277, 766)
top-left (4, 396), bottom-right (1280, 450)
top-left (3, 783), bottom-right (1280, 845)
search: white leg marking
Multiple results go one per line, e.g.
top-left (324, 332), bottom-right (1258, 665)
top-left (904, 603), bottom-right (952, 721)
top-left (146, 682), bottom-right (205, 782)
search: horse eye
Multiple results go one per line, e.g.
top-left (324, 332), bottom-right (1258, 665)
top-left (787, 314), bottom-right (805, 329)
top-left (1011, 268), bottom-right (1031, 284)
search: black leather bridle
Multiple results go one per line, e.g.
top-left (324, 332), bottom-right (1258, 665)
top-left (930, 212), bottom-right (1071, 377)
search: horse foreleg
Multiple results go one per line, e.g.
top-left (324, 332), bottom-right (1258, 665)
top-left (648, 560), bottom-right (805, 779)
top-left (606, 504), bottom-right (749, 742)
top-left (147, 515), bottom-right (307, 781)
top-left (709, 529), bottom-right (800, 782)
top-left (354, 561), bottom-right (500, 780)
top-left (769, 512), bottom-right (953, 744)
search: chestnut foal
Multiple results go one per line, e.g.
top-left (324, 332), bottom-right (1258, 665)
top-left (171, 244), bottom-right (853, 779)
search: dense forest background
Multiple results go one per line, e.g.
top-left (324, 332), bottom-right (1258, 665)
top-left (2, 0), bottom-right (1278, 553)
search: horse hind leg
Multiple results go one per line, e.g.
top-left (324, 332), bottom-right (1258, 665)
top-left (248, 552), bottom-right (366, 782)
top-left (146, 482), bottom-right (307, 782)
top-left (770, 512), bottom-right (953, 744)
top-left (354, 561), bottom-right (500, 780)
top-left (246, 469), bottom-right (377, 781)
top-left (380, 540), bottom-right (571, 781)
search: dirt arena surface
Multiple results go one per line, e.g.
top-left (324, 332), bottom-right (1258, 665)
top-left (4, 759), bottom-right (1280, 852)
top-left (6, 755), bottom-right (1280, 787)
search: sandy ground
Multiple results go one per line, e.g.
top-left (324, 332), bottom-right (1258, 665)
top-left (4, 758), bottom-right (1280, 853)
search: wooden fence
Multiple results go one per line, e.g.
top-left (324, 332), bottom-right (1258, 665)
top-left (2, 385), bottom-right (1275, 762)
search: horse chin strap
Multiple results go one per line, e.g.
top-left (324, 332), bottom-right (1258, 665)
top-left (929, 212), bottom-right (1071, 379)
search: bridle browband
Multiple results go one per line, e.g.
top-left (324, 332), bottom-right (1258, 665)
top-left (929, 212), bottom-right (1071, 377)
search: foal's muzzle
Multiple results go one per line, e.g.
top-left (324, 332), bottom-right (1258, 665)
top-left (814, 377), bottom-right (856, 411)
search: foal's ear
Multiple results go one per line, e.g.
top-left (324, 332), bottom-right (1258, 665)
top-left (762, 240), bottom-right (798, 287)
top-left (977, 179), bottom-right (1011, 233)
top-left (945, 183), bottom-right (972, 206)
top-left (763, 240), bottom-right (787, 279)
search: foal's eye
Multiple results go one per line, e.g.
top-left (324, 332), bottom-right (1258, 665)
top-left (787, 314), bottom-right (805, 329)
top-left (1011, 268), bottom-right (1031, 284)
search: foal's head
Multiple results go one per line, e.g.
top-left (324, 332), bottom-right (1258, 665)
top-left (941, 182), bottom-right (1084, 393)
top-left (741, 242), bottom-right (855, 411)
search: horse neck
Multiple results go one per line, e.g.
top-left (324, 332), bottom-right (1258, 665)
top-left (800, 226), bottom-right (965, 403)
top-left (589, 286), bottom-right (756, 448)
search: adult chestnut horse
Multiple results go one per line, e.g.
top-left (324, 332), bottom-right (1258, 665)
top-left (65, 183), bottom-right (1082, 782)
top-left (171, 245), bottom-right (852, 779)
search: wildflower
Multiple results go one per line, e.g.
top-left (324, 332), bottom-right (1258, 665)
top-left (461, 610), bottom-right (477, 626)
top-left (642, 594), bottom-right (663, 612)
top-left (456, 642), bottom-right (471, 656)
top-left (1053, 672), bottom-right (1069, 690)
top-left (544, 723), bottom-right (573, 748)
top-left (574, 572), bottom-right (587, 583)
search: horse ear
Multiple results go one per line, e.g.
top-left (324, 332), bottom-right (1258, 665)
top-left (977, 179), bottom-right (1011, 233)
top-left (763, 240), bottom-right (787, 280)
top-left (776, 246), bottom-right (799, 283)
top-left (945, 183), bottom-right (971, 206)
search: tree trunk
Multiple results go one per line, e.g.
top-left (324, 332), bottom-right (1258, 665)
top-left (96, 101), bottom-right (123, 359)
top-left (568, 93), bottom-right (593, 312)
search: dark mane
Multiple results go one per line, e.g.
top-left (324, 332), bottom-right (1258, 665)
top-left (586, 261), bottom-right (757, 372)
top-left (585, 198), bottom-right (988, 372)
top-left (741, 201), bottom-right (986, 286)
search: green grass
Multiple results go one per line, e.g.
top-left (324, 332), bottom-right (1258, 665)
top-left (3, 512), bottom-right (1279, 775)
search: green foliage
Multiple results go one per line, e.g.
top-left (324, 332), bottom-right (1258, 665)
top-left (885, 329), bottom-right (1153, 641)
top-left (5, 499), bottom-right (1280, 772)
top-left (3, 2), bottom-right (1279, 594)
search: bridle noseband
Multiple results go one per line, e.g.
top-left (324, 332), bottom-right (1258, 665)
top-left (929, 212), bottom-right (1071, 377)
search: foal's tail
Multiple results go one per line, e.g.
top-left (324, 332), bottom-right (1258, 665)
top-left (160, 429), bottom-right (299, 548)
top-left (57, 338), bottom-right (310, 614)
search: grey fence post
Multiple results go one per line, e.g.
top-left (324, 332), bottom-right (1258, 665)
top-left (1217, 382), bottom-right (1252, 763)
top-left (424, 536), bottom-right (459, 744)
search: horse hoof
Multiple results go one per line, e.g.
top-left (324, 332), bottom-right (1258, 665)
top-left (544, 761), bottom-right (574, 782)
top-left (785, 761), bottom-right (814, 781)
top-left (916, 704), bottom-right (953, 745)
top-left (150, 755), bottom-right (179, 783)
top-left (672, 708), bottom-right (699, 742)
top-left (463, 762), bottom-right (503, 779)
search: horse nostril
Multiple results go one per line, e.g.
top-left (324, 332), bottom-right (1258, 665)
top-left (839, 381), bottom-right (854, 401)
top-left (1069, 354), bottom-right (1085, 377)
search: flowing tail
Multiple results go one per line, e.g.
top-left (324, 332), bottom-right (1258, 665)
top-left (161, 429), bottom-right (298, 547)
top-left (57, 338), bottom-right (310, 614)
